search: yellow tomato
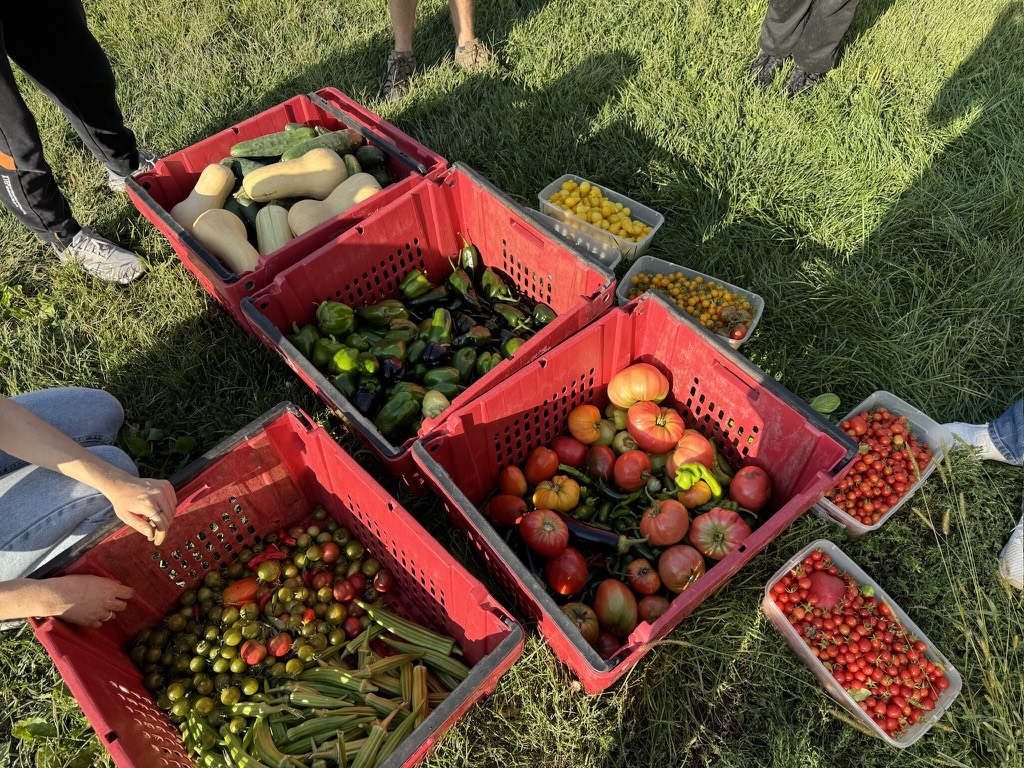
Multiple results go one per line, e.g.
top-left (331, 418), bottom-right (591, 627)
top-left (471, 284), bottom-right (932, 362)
top-left (578, 180), bottom-right (591, 195)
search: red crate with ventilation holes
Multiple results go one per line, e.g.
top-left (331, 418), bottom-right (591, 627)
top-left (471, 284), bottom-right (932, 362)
top-left (126, 88), bottom-right (446, 327)
top-left (241, 163), bottom-right (615, 485)
top-left (412, 294), bottom-right (858, 693)
top-left (29, 404), bottom-right (523, 768)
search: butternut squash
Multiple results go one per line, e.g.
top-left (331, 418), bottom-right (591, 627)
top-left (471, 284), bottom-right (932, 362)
top-left (242, 148), bottom-right (347, 202)
top-left (170, 163), bottom-right (235, 233)
top-left (192, 209), bottom-right (260, 274)
top-left (255, 204), bottom-right (293, 255)
top-left (287, 173), bottom-right (383, 237)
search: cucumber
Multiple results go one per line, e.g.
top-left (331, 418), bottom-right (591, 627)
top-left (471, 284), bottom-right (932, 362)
top-left (284, 122), bottom-right (308, 131)
top-left (314, 125), bottom-right (330, 136)
top-left (369, 168), bottom-right (392, 188)
top-left (223, 196), bottom-right (255, 241)
top-left (233, 191), bottom-right (262, 234)
top-left (279, 129), bottom-right (363, 162)
top-left (229, 127), bottom-right (315, 158)
top-left (220, 157), bottom-right (267, 181)
top-left (355, 145), bottom-right (387, 170)
top-left (342, 154), bottom-right (362, 177)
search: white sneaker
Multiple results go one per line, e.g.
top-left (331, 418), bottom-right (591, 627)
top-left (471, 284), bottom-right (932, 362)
top-left (56, 227), bottom-right (146, 284)
top-left (941, 422), bottom-right (1008, 463)
top-left (106, 149), bottom-right (159, 192)
top-left (1000, 513), bottom-right (1023, 590)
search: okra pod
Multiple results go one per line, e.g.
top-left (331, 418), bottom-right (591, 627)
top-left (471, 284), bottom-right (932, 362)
top-left (354, 601), bottom-right (457, 657)
top-left (380, 637), bottom-right (470, 682)
top-left (349, 725), bottom-right (387, 768)
top-left (412, 664), bottom-right (429, 728)
top-left (377, 700), bottom-right (426, 764)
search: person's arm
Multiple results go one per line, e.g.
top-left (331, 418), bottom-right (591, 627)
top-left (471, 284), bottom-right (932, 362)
top-left (0, 575), bottom-right (135, 627)
top-left (0, 395), bottom-right (175, 544)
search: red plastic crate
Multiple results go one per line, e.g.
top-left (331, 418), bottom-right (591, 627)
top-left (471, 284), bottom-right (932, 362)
top-left (411, 293), bottom-right (858, 693)
top-left (241, 163), bottom-right (615, 483)
top-left (126, 88), bottom-right (446, 326)
top-left (29, 404), bottom-right (523, 768)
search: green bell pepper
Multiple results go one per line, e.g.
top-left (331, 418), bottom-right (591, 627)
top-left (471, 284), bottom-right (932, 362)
top-left (501, 336), bottom-right (526, 359)
top-left (286, 323), bottom-right (320, 359)
top-left (331, 371), bottom-right (358, 399)
top-left (356, 299), bottom-right (408, 328)
top-left (399, 268), bottom-right (433, 299)
top-left (370, 338), bottom-right (407, 363)
top-left (328, 345), bottom-right (361, 374)
top-left (532, 303), bottom-right (557, 325)
top-left (373, 393), bottom-right (420, 439)
top-left (428, 308), bottom-right (453, 346)
top-left (316, 301), bottom-right (355, 337)
top-left (406, 339), bottom-right (427, 366)
top-left (452, 347), bottom-right (477, 382)
top-left (422, 367), bottom-right (461, 388)
top-left (311, 338), bottom-right (345, 370)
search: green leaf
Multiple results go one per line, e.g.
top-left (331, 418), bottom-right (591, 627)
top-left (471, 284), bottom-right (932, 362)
top-left (124, 430), bottom-right (152, 458)
top-left (172, 435), bottom-right (197, 455)
top-left (809, 393), bottom-right (841, 415)
top-left (12, 717), bottom-right (58, 741)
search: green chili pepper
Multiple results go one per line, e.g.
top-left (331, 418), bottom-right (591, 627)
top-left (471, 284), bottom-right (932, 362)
top-left (408, 284), bottom-right (449, 307)
top-left (532, 303), bottom-right (557, 325)
top-left (674, 463), bottom-right (723, 499)
top-left (494, 304), bottom-right (531, 333)
top-left (406, 339), bottom-right (427, 365)
top-left (428, 308), bottom-right (453, 345)
top-left (501, 336), bottom-right (526, 359)
top-left (373, 393), bottom-right (420, 439)
top-left (452, 325), bottom-right (492, 348)
top-left (448, 267), bottom-right (483, 309)
top-left (316, 301), bottom-right (355, 337)
top-left (458, 234), bottom-right (479, 276)
top-left (452, 347), bottom-right (477, 382)
top-left (574, 498), bottom-right (600, 522)
top-left (286, 323), bottom-right (320, 358)
top-left (311, 338), bottom-right (345, 370)
top-left (356, 299), bottom-right (408, 328)
top-left (328, 345), bottom-right (361, 374)
top-left (370, 338), bottom-right (407, 363)
top-left (422, 367), bottom-right (461, 388)
top-left (331, 371), bottom-right (358, 399)
top-left (481, 268), bottom-right (516, 302)
top-left (398, 269), bottom-right (433, 299)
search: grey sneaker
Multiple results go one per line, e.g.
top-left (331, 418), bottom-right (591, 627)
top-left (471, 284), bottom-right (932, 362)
top-left (55, 227), bottom-right (146, 284)
top-left (749, 52), bottom-right (786, 88)
top-left (785, 68), bottom-right (825, 97)
top-left (454, 39), bottom-right (492, 72)
top-left (106, 149), bottom-right (159, 192)
top-left (0, 618), bottom-right (26, 632)
top-left (382, 51), bottom-right (417, 102)
top-left (1000, 513), bottom-right (1023, 590)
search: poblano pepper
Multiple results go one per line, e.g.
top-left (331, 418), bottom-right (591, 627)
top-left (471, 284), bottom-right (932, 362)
top-left (328, 345), bottom-right (361, 374)
top-left (287, 323), bottom-right (320, 358)
top-left (481, 267), bottom-right (516, 302)
top-left (331, 372), bottom-right (358, 399)
top-left (532, 303), bottom-right (557, 325)
top-left (312, 338), bottom-right (345, 370)
top-left (422, 367), bottom-right (461, 388)
top-left (374, 392), bottom-right (420, 439)
top-left (502, 337), bottom-right (526, 359)
top-left (452, 347), bottom-right (477, 382)
top-left (458, 234), bottom-right (480, 276)
top-left (398, 268), bottom-right (433, 300)
top-left (379, 355), bottom-right (404, 386)
top-left (448, 266), bottom-right (483, 309)
top-left (408, 284), bottom-right (449, 307)
top-left (370, 338), bottom-right (407, 363)
top-left (406, 339), bottom-right (427, 366)
top-left (356, 299), bottom-right (408, 328)
top-left (452, 325), bottom-right (492, 348)
top-left (316, 301), bottom-right (355, 337)
top-left (427, 308), bottom-right (453, 346)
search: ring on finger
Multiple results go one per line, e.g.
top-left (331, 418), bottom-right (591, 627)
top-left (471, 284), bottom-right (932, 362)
top-left (105, 610), bottom-right (115, 621)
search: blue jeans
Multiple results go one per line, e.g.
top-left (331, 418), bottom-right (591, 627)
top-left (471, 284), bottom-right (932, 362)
top-left (0, 388), bottom-right (137, 580)
top-left (990, 399), bottom-right (1024, 467)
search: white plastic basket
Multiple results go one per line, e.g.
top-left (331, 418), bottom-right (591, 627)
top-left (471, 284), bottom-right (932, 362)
top-left (616, 255), bottom-right (765, 350)
top-left (762, 539), bottom-right (963, 749)
top-left (537, 175), bottom-right (664, 262)
top-left (813, 391), bottom-right (952, 536)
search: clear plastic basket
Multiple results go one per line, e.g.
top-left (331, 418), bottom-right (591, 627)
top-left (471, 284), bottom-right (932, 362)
top-left (762, 539), bottom-right (963, 749)
top-left (813, 391), bottom-right (952, 535)
top-left (616, 254), bottom-right (765, 349)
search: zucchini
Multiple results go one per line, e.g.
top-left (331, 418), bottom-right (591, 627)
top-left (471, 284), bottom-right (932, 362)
top-left (355, 144), bottom-right (386, 170)
top-left (233, 191), bottom-right (262, 233)
top-left (279, 129), bottom-right (363, 162)
top-left (342, 153), bottom-right (362, 177)
top-left (229, 127), bottom-right (315, 158)
top-left (220, 157), bottom-right (267, 180)
top-left (223, 196), bottom-right (254, 241)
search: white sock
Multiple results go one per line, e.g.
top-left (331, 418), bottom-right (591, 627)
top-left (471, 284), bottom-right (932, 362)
top-left (999, 515), bottom-right (1023, 590)
top-left (941, 422), bottom-right (1009, 463)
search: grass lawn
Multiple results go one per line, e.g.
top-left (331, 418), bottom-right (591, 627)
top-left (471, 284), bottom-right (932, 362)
top-left (2, 0), bottom-right (1023, 765)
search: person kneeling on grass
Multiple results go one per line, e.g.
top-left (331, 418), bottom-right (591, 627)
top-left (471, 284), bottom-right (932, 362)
top-left (0, 389), bottom-right (175, 628)
top-left (749, 0), bottom-right (863, 96)
top-left (943, 398), bottom-right (1024, 590)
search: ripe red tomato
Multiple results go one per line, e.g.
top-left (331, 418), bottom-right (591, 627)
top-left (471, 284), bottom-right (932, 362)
top-left (497, 466), bottom-right (528, 497)
top-left (594, 579), bottom-right (638, 637)
top-left (807, 570), bottom-right (846, 610)
top-left (320, 542), bottom-right (340, 564)
top-left (639, 499), bottom-right (690, 546)
top-left (545, 547), bottom-right (588, 595)
top-left (626, 401), bottom-right (685, 454)
top-left (688, 507), bottom-right (751, 560)
top-left (486, 494), bottom-right (527, 526)
top-left (658, 545), bottom-right (705, 593)
top-left (638, 595), bottom-right (671, 624)
top-left (310, 571), bottom-right (334, 590)
top-left (586, 445), bottom-right (616, 483)
top-left (552, 436), bottom-right (588, 468)
top-left (729, 323), bottom-right (747, 340)
top-left (607, 363), bottom-right (670, 409)
top-left (222, 577), bottom-right (259, 607)
top-left (625, 558), bottom-right (661, 595)
top-left (518, 510), bottom-right (569, 557)
top-left (523, 447), bottom-right (559, 486)
top-left (239, 640), bottom-right (267, 665)
top-left (267, 633), bottom-right (293, 657)
top-left (614, 450), bottom-right (651, 492)
top-left (567, 404), bottom-right (603, 445)
top-left (729, 465), bottom-right (772, 512)
top-left (666, 430), bottom-right (714, 474)
top-left (594, 630), bottom-right (621, 659)
top-left (561, 602), bottom-right (599, 645)
top-left (332, 579), bottom-right (356, 603)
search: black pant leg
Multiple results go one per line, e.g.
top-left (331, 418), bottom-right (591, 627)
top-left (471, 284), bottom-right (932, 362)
top-left (791, 0), bottom-right (863, 73)
top-left (3, 0), bottom-right (137, 176)
top-left (759, 0), bottom-right (816, 60)
top-left (0, 21), bottom-right (79, 246)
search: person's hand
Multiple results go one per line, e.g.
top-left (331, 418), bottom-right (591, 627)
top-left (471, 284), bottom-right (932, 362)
top-left (46, 574), bottom-right (135, 628)
top-left (104, 475), bottom-right (177, 546)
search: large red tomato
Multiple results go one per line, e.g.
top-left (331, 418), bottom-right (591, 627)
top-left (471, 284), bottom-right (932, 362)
top-left (688, 508), bottom-right (752, 560)
top-left (729, 465), bottom-right (772, 512)
top-left (518, 510), bottom-right (569, 557)
top-left (658, 545), bottom-right (705, 593)
top-left (586, 445), bottom-right (616, 483)
top-left (545, 547), bottom-right (588, 595)
top-left (637, 595), bottom-right (671, 623)
top-left (639, 499), bottom-right (690, 546)
top-left (561, 602), bottom-right (599, 645)
top-left (613, 450), bottom-right (651, 492)
top-left (523, 446), bottom-right (559, 487)
top-left (666, 430), bottom-right (715, 475)
top-left (551, 436), bottom-right (587, 468)
top-left (594, 579), bottom-right (638, 637)
top-left (607, 364), bottom-right (670, 409)
top-left (486, 495), bottom-right (527, 526)
top-left (626, 401), bottom-right (686, 454)
top-left (497, 466), bottom-right (528, 497)
top-left (567, 405), bottom-right (602, 444)
top-left (595, 631), bottom-right (621, 659)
